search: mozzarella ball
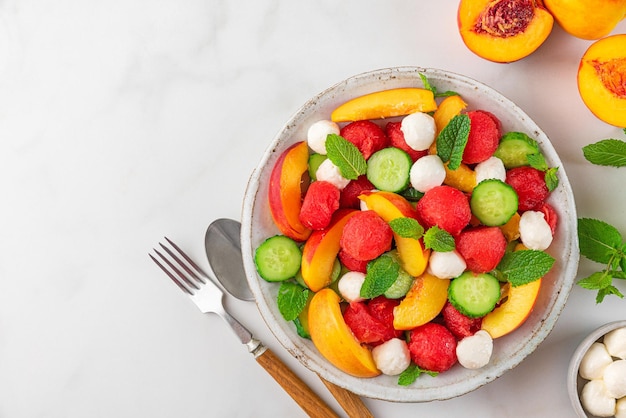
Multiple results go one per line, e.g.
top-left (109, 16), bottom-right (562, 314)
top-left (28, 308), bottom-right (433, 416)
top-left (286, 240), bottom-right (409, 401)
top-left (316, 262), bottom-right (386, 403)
top-left (307, 120), bottom-right (340, 155)
top-left (579, 342), bottom-right (613, 380)
top-left (580, 379), bottom-right (616, 417)
top-left (315, 158), bottom-right (350, 190)
top-left (456, 330), bottom-right (493, 369)
top-left (400, 112), bottom-right (436, 151)
top-left (519, 210), bottom-right (553, 251)
top-left (615, 397), bottom-right (626, 418)
top-left (475, 156), bottom-right (506, 183)
top-left (410, 155), bottom-right (446, 193)
top-left (371, 338), bottom-right (411, 376)
top-left (603, 359), bottom-right (626, 399)
top-left (427, 250), bottom-right (467, 279)
top-left (337, 271), bottom-right (366, 303)
top-left (604, 326), bottom-right (626, 359)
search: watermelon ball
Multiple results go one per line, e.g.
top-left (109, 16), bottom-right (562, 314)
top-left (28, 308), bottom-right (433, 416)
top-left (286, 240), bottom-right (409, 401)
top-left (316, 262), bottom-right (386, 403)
top-left (456, 226), bottom-right (507, 273)
top-left (340, 120), bottom-right (389, 160)
top-left (462, 110), bottom-right (501, 165)
top-left (340, 210), bottom-right (393, 261)
top-left (298, 180), bottom-right (340, 230)
top-left (442, 301), bottom-right (483, 340)
top-left (338, 249), bottom-right (369, 273)
top-left (416, 185), bottom-right (471, 236)
top-left (408, 322), bottom-right (458, 372)
top-left (385, 121), bottom-right (428, 162)
top-left (343, 296), bottom-right (402, 346)
top-left (339, 175), bottom-right (375, 209)
top-left (505, 166), bottom-right (549, 211)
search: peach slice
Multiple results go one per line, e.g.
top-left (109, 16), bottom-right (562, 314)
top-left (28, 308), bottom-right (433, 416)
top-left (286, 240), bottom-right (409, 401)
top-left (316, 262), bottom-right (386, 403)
top-left (444, 162), bottom-right (476, 193)
top-left (358, 191), bottom-right (430, 277)
top-left (544, 0), bottom-right (626, 40)
top-left (577, 34), bottom-right (626, 128)
top-left (457, 0), bottom-right (554, 63)
top-left (480, 278), bottom-right (542, 338)
top-left (301, 209), bottom-right (358, 292)
top-left (330, 88), bottom-right (437, 122)
top-left (268, 141), bottom-right (312, 242)
top-left (308, 288), bottom-right (381, 378)
top-left (393, 273), bottom-right (450, 330)
top-left (433, 95), bottom-right (468, 134)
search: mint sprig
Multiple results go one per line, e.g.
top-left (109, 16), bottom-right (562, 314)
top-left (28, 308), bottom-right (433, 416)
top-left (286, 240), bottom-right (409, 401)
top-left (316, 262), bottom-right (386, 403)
top-left (389, 218), bottom-right (424, 240)
top-left (325, 134), bottom-right (367, 180)
top-left (423, 226), bottom-right (455, 252)
top-left (398, 363), bottom-right (438, 386)
top-left (419, 73), bottom-right (458, 98)
top-left (360, 255), bottom-right (399, 299)
top-left (277, 282), bottom-right (310, 321)
top-left (577, 217), bottom-right (626, 303)
top-left (495, 250), bottom-right (555, 287)
top-left (436, 114), bottom-right (470, 170)
top-left (583, 139), bottom-right (626, 167)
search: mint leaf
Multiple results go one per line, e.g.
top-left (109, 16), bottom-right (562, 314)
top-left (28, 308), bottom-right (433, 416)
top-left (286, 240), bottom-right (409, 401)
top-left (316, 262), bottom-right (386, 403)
top-left (596, 285), bottom-right (624, 304)
top-left (401, 187), bottom-right (424, 202)
top-left (419, 73), bottom-right (458, 98)
top-left (578, 271), bottom-right (613, 291)
top-left (277, 282), bottom-right (310, 321)
top-left (583, 139), bottom-right (626, 167)
top-left (527, 153), bottom-right (548, 171)
top-left (389, 218), bottom-right (424, 240)
top-left (325, 134), bottom-right (367, 180)
top-left (398, 363), bottom-right (438, 386)
top-left (496, 250), bottom-right (554, 287)
top-left (436, 114), bottom-right (470, 170)
top-left (360, 255), bottom-right (399, 299)
top-left (578, 218), bottom-right (623, 264)
top-left (545, 167), bottom-right (559, 192)
top-left (293, 317), bottom-right (311, 339)
top-left (423, 226), bottom-right (455, 252)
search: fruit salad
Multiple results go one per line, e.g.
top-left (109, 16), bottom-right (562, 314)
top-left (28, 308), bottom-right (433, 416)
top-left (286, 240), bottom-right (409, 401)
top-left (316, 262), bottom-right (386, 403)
top-left (253, 77), bottom-right (559, 385)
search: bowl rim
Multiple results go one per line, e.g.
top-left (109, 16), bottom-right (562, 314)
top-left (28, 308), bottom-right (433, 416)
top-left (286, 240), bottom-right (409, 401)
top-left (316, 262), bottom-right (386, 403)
top-left (567, 320), bottom-right (626, 418)
top-left (240, 66), bottom-right (580, 402)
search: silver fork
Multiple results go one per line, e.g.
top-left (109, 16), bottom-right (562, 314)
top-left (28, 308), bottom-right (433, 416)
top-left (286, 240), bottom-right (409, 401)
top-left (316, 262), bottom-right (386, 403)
top-left (149, 237), bottom-right (339, 418)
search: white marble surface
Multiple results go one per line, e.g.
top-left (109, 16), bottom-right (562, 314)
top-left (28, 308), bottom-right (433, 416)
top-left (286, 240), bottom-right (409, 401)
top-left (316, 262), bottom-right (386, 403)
top-left (1, 1), bottom-right (625, 417)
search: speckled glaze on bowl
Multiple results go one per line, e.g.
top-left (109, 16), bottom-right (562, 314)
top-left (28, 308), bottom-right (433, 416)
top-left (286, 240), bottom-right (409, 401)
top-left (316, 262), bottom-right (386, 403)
top-left (240, 67), bottom-right (579, 402)
top-left (568, 320), bottom-right (626, 417)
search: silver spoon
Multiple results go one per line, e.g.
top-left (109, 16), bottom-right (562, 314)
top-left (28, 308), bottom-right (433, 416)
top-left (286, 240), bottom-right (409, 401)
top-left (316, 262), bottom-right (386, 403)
top-left (205, 218), bottom-right (374, 418)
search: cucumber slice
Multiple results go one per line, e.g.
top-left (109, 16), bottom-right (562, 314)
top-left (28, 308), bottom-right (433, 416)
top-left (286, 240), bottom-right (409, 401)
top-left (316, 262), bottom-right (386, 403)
top-left (308, 153), bottom-right (327, 181)
top-left (254, 235), bottom-right (302, 281)
top-left (366, 147), bottom-right (412, 192)
top-left (493, 132), bottom-right (540, 169)
top-left (470, 179), bottom-right (519, 226)
top-left (448, 272), bottom-right (501, 318)
top-left (382, 250), bottom-right (414, 299)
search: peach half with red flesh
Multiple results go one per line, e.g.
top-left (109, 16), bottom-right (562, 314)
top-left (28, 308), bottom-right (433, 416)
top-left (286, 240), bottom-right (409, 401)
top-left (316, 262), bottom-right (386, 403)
top-left (268, 141), bottom-right (312, 242)
top-left (577, 34), bottom-right (626, 128)
top-left (457, 0), bottom-right (554, 63)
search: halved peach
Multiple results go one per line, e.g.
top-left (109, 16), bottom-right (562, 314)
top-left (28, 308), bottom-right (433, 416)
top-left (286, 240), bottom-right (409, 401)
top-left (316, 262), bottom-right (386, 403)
top-left (301, 209), bottom-right (357, 292)
top-left (457, 0), bottom-right (554, 63)
top-left (577, 34), bottom-right (626, 127)
top-left (393, 273), bottom-right (450, 330)
top-left (268, 141), bottom-right (312, 241)
top-left (330, 88), bottom-right (437, 122)
top-left (358, 191), bottom-right (430, 277)
top-left (544, 0), bottom-right (626, 40)
top-left (308, 288), bottom-right (381, 378)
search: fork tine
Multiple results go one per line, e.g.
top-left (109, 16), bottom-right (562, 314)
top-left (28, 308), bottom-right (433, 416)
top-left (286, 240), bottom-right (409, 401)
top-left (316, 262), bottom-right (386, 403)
top-left (163, 237), bottom-right (208, 283)
top-left (149, 251), bottom-right (195, 295)
top-left (152, 246), bottom-right (200, 290)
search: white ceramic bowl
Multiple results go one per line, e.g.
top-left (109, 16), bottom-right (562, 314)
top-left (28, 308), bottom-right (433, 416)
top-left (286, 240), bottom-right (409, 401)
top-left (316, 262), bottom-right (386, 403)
top-left (568, 320), bottom-right (626, 417)
top-left (241, 67), bottom-right (579, 402)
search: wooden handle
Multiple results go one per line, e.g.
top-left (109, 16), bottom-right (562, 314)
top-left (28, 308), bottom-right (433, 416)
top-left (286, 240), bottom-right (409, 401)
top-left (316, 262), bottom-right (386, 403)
top-left (256, 348), bottom-right (339, 418)
top-left (320, 377), bottom-right (374, 418)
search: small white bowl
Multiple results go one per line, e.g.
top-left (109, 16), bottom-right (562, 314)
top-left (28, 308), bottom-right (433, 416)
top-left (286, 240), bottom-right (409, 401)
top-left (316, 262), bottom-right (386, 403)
top-left (568, 320), bottom-right (626, 417)
top-left (241, 67), bottom-right (580, 402)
